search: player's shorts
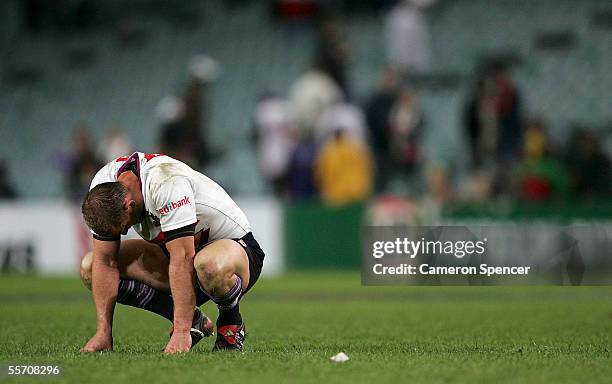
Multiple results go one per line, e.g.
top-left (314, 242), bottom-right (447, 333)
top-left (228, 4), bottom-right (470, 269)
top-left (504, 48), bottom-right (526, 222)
top-left (159, 232), bottom-right (265, 305)
top-left (230, 232), bottom-right (265, 296)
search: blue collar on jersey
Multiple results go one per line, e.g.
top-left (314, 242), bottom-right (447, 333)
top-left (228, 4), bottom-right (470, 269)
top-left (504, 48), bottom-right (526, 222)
top-left (115, 152), bottom-right (142, 188)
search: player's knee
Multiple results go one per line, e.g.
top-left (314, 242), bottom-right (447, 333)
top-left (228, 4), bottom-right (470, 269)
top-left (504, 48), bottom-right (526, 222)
top-left (80, 251), bottom-right (93, 290)
top-left (194, 255), bottom-right (225, 291)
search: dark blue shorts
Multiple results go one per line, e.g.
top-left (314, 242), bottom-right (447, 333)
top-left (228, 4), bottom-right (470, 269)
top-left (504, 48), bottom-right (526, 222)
top-left (160, 232), bottom-right (265, 306)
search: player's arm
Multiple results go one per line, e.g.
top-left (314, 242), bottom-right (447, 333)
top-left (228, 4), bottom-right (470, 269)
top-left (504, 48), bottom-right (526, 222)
top-left (164, 231), bottom-right (197, 354)
top-left (80, 238), bottom-right (120, 352)
top-left (153, 176), bottom-right (198, 353)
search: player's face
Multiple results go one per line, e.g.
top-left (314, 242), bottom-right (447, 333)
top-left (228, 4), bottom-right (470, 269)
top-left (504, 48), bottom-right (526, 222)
top-left (108, 218), bottom-right (129, 238)
top-left (114, 209), bottom-right (133, 237)
top-left (119, 200), bottom-right (144, 235)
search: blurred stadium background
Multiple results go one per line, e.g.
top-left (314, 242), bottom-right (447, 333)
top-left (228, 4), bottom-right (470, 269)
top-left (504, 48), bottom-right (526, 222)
top-left (2, 0), bottom-right (612, 275)
top-left (1, 1), bottom-right (612, 382)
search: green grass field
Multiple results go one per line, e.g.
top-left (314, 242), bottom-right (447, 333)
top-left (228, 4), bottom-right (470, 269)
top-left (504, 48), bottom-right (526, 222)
top-left (0, 271), bottom-right (611, 383)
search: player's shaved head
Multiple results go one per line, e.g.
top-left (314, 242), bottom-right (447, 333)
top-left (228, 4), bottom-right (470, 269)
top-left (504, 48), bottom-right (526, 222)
top-left (82, 182), bottom-right (129, 238)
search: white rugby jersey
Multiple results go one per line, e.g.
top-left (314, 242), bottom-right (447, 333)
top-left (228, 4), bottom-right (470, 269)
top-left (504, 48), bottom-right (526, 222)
top-left (89, 152), bottom-right (251, 244)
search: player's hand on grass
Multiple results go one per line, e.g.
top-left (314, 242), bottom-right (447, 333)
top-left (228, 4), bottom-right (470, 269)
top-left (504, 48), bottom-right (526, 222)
top-left (80, 332), bottom-right (113, 353)
top-left (164, 330), bottom-right (191, 354)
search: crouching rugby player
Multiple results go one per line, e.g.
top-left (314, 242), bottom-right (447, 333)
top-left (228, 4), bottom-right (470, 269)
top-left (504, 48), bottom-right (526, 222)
top-left (79, 152), bottom-right (264, 354)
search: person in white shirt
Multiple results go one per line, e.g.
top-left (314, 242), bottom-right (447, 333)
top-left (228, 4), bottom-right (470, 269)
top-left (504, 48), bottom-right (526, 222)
top-left (385, 0), bottom-right (433, 74)
top-left (79, 152), bottom-right (264, 354)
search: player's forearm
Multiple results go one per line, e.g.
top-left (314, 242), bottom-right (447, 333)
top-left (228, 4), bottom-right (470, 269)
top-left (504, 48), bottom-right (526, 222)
top-left (168, 252), bottom-right (196, 332)
top-left (91, 257), bottom-right (120, 334)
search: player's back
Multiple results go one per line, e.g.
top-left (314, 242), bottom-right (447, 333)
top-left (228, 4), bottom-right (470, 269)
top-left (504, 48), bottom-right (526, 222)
top-left (141, 155), bottom-right (252, 241)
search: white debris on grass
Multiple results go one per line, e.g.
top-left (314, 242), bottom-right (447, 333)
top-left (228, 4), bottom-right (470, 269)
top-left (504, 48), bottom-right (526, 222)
top-left (330, 352), bottom-right (350, 363)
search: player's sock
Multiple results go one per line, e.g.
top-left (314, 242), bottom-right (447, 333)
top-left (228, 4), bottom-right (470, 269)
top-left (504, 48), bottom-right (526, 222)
top-left (209, 275), bottom-right (243, 326)
top-left (117, 279), bottom-right (174, 321)
top-left (217, 303), bottom-right (242, 326)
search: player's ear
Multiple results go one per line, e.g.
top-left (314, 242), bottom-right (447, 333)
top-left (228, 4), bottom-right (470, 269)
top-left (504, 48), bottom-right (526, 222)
top-left (122, 196), bottom-right (135, 211)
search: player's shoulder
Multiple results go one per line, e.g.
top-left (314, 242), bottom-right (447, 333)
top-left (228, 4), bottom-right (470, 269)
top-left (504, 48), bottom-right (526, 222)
top-left (142, 157), bottom-right (197, 201)
top-left (144, 156), bottom-right (192, 184)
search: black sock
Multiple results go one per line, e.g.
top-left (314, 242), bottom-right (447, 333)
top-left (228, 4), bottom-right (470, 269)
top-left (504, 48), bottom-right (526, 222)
top-left (209, 275), bottom-right (243, 326)
top-left (117, 279), bottom-right (174, 322)
top-left (217, 303), bottom-right (242, 326)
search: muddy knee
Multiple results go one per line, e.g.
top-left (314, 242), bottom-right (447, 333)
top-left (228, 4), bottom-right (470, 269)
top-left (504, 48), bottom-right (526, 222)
top-left (80, 251), bottom-right (93, 290)
top-left (194, 255), bottom-right (233, 295)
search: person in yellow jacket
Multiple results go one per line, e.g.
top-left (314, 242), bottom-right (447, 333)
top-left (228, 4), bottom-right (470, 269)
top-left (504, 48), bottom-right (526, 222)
top-left (314, 130), bottom-right (373, 205)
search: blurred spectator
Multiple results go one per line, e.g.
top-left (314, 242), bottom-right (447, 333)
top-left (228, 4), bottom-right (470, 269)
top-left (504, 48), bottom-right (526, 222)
top-left (419, 163), bottom-right (453, 223)
top-left (287, 132), bottom-right (318, 200)
top-left (254, 94), bottom-right (298, 196)
top-left (97, 125), bottom-right (132, 163)
top-left (185, 55), bottom-right (220, 166)
top-left (494, 64), bottom-right (523, 162)
top-left (564, 129), bottom-right (611, 199)
top-left (315, 16), bottom-right (351, 97)
top-left (157, 55), bottom-right (219, 168)
top-left (290, 68), bottom-right (342, 134)
top-left (314, 129), bottom-right (373, 205)
top-left (461, 169), bottom-right (494, 203)
top-left (181, 78), bottom-right (209, 166)
top-left (157, 96), bottom-right (189, 162)
top-left (66, 123), bottom-right (102, 202)
top-left (514, 119), bottom-right (568, 202)
top-left (388, 85), bottom-right (424, 174)
top-left (271, 0), bottom-right (318, 23)
top-left (364, 67), bottom-right (400, 191)
top-left (463, 72), bottom-right (498, 170)
top-left (426, 163), bottom-right (452, 206)
top-left (0, 160), bottom-right (18, 199)
top-left (314, 101), bottom-right (367, 144)
top-left (384, 0), bottom-right (432, 75)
